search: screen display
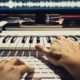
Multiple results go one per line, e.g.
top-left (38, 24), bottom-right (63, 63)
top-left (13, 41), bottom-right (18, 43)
top-left (0, 0), bottom-right (80, 10)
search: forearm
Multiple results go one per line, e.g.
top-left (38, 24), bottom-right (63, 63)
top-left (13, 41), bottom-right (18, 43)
top-left (69, 67), bottom-right (80, 80)
top-left (64, 63), bottom-right (80, 80)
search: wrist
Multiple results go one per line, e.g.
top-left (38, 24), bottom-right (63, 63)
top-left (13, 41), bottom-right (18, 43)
top-left (59, 56), bottom-right (80, 80)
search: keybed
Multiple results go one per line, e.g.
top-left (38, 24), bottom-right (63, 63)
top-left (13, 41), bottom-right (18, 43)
top-left (1, 31), bottom-right (80, 36)
top-left (0, 36), bottom-right (52, 50)
top-left (0, 31), bottom-right (79, 80)
top-left (0, 49), bottom-right (74, 80)
top-left (0, 35), bottom-right (79, 50)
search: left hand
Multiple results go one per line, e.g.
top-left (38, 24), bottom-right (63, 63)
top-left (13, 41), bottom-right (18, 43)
top-left (0, 58), bottom-right (35, 80)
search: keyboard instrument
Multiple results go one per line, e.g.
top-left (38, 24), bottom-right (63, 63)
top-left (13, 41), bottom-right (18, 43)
top-left (0, 30), bottom-right (79, 80)
top-left (0, 0), bottom-right (80, 79)
top-left (0, 13), bottom-right (79, 80)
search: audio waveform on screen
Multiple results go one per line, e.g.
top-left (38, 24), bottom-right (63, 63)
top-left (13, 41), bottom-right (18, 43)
top-left (0, 0), bottom-right (79, 8)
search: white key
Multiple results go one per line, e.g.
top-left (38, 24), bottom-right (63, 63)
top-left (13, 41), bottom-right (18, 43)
top-left (28, 71), bottom-right (58, 78)
top-left (21, 73), bottom-right (28, 80)
top-left (14, 51), bottom-right (19, 56)
top-left (15, 37), bottom-right (24, 50)
top-left (30, 37), bottom-right (36, 50)
top-left (0, 56), bottom-right (61, 80)
top-left (0, 21), bottom-right (8, 26)
top-left (50, 37), bottom-right (54, 44)
top-left (8, 37), bottom-right (20, 50)
top-left (75, 37), bottom-right (80, 42)
top-left (0, 51), bottom-right (5, 57)
top-left (18, 20), bottom-right (24, 25)
top-left (43, 37), bottom-right (51, 48)
top-left (1, 37), bottom-right (12, 49)
top-left (23, 37), bottom-right (30, 50)
top-left (38, 37), bottom-right (44, 45)
top-left (0, 37), bottom-right (5, 49)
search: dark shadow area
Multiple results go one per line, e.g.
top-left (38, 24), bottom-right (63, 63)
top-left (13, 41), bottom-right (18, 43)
top-left (38, 57), bottom-right (75, 80)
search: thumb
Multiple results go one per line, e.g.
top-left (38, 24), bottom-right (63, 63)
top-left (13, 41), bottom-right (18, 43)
top-left (35, 44), bottom-right (51, 55)
top-left (35, 44), bottom-right (62, 60)
top-left (14, 65), bottom-right (35, 74)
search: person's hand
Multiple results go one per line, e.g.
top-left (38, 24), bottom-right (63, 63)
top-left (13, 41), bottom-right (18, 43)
top-left (35, 36), bottom-right (80, 80)
top-left (0, 58), bottom-right (35, 80)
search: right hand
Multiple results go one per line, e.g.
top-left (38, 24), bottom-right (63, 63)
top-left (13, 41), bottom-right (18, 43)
top-left (35, 36), bottom-right (80, 80)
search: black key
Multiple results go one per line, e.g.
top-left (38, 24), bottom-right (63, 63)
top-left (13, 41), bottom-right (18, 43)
top-left (0, 51), bottom-right (4, 57)
top-left (53, 36), bottom-right (58, 39)
top-left (76, 35), bottom-right (80, 38)
top-left (0, 51), bottom-right (2, 54)
top-left (38, 51), bottom-right (44, 58)
top-left (29, 36), bottom-right (33, 43)
top-left (30, 50), bottom-right (36, 57)
top-left (69, 36), bottom-right (78, 41)
top-left (64, 36), bottom-right (68, 38)
top-left (10, 36), bottom-right (17, 43)
top-left (3, 36), bottom-right (11, 43)
top-left (23, 50), bottom-right (29, 57)
top-left (2, 50), bottom-right (9, 57)
top-left (16, 51), bottom-right (23, 56)
top-left (46, 36), bottom-right (51, 43)
top-left (37, 36), bottom-right (40, 43)
top-left (22, 36), bottom-right (27, 43)
top-left (75, 36), bottom-right (80, 41)
top-left (9, 50), bottom-right (16, 56)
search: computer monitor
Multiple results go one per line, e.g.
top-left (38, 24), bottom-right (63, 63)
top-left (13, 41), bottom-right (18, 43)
top-left (0, 0), bottom-right (80, 26)
top-left (0, 0), bottom-right (80, 14)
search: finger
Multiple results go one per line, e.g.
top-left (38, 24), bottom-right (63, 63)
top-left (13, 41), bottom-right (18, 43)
top-left (75, 41), bottom-right (79, 45)
top-left (56, 36), bottom-right (74, 49)
top-left (56, 36), bottom-right (66, 40)
top-left (8, 58), bottom-right (25, 65)
top-left (32, 77), bottom-right (41, 80)
top-left (51, 37), bottom-right (57, 44)
top-left (35, 44), bottom-right (62, 62)
top-left (14, 65), bottom-right (35, 74)
top-left (52, 36), bottom-right (66, 45)
top-left (73, 41), bottom-right (80, 52)
top-left (51, 38), bottom-right (60, 45)
top-left (67, 37), bottom-right (75, 42)
top-left (0, 60), bottom-right (8, 64)
top-left (66, 38), bottom-right (76, 47)
top-left (35, 44), bottom-right (51, 55)
top-left (46, 54), bottom-right (61, 66)
top-left (0, 60), bottom-right (7, 69)
top-left (78, 42), bottom-right (80, 49)
top-left (48, 37), bottom-right (62, 52)
top-left (0, 60), bottom-right (8, 69)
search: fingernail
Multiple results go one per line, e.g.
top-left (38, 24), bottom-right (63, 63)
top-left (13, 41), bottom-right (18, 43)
top-left (29, 67), bottom-right (35, 72)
